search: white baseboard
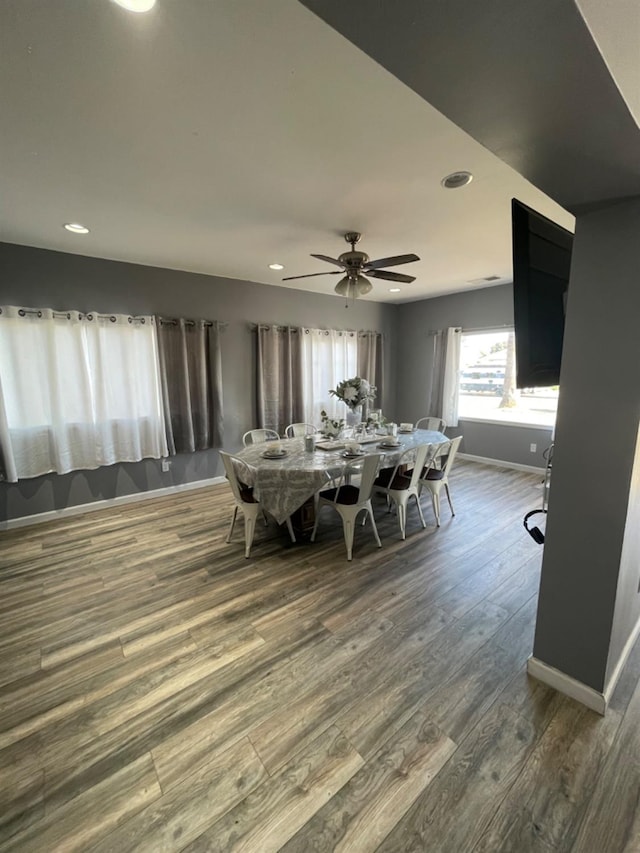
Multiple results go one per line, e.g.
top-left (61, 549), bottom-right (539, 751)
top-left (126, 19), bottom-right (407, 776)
top-left (603, 613), bottom-right (640, 705)
top-left (1, 476), bottom-right (227, 531)
top-left (458, 452), bottom-right (545, 475)
top-left (527, 656), bottom-right (607, 715)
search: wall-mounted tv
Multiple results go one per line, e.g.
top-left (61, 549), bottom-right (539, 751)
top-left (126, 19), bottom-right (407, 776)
top-left (512, 198), bottom-right (573, 388)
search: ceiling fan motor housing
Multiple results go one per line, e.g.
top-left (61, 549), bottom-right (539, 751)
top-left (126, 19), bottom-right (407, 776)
top-left (338, 250), bottom-right (369, 269)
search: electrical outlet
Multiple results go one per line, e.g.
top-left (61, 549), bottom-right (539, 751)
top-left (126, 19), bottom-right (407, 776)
top-left (161, 458), bottom-right (171, 472)
top-left (530, 443), bottom-right (537, 453)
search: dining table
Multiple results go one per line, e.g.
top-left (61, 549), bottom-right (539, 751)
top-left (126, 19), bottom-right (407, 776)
top-left (232, 428), bottom-right (449, 525)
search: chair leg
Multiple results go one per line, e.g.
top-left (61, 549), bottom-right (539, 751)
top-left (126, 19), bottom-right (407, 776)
top-left (398, 501), bottom-right (406, 540)
top-left (445, 483), bottom-right (455, 516)
top-left (244, 513), bottom-right (256, 558)
top-left (366, 502), bottom-right (382, 549)
top-left (414, 493), bottom-right (427, 529)
top-left (262, 509), bottom-right (269, 527)
top-left (432, 492), bottom-right (441, 527)
top-left (226, 505), bottom-right (238, 543)
top-left (285, 517), bottom-right (296, 543)
top-left (310, 504), bottom-right (322, 542)
top-left (343, 517), bottom-right (355, 561)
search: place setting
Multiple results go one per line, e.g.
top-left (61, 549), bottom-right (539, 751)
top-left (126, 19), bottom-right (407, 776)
top-left (342, 440), bottom-right (366, 459)
top-left (261, 443), bottom-right (287, 459)
top-left (378, 437), bottom-right (403, 449)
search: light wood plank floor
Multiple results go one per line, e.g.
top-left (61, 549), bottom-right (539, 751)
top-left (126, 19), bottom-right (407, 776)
top-left (1, 459), bottom-right (639, 852)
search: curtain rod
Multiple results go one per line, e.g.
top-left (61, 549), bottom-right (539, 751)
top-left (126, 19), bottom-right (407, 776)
top-left (159, 317), bottom-right (227, 329)
top-left (10, 308), bottom-right (149, 323)
top-left (460, 324), bottom-right (511, 334)
top-left (250, 323), bottom-right (383, 335)
top-left (427, 327), bottom-right (462, 335)
top-left (428, 324), bottom-right (511, 335)
top-left (7, 308), bottom-right (228, 329)
top-left (250, 323), bottom-right (301, 331)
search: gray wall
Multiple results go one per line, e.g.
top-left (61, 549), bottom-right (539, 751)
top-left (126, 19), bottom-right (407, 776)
top-left (396, 284), bottom-right (553, 468)
top-left (0, 242), bottom-right (558, 523)
top-left (534, 196), bottom-right (640, 693)
top-left (0, 242), bottom-right (397, 520)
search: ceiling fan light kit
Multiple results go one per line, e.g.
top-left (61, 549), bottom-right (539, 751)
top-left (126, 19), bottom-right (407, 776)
top-left (283, 232), bottom-right (419, 299)
top-left (334, 274), bottom-right (372, 298)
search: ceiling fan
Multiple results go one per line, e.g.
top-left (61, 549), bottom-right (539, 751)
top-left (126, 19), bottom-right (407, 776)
top-left (283, 232), bottom-right (420, 298)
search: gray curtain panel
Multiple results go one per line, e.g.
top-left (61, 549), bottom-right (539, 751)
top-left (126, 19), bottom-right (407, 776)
top-left (256, 325), bottom-right (304, 434)
top-left (157, 318), bottom-right (224, 455)
top-left (0, 373), bottom-right (9, 481)
top-left (0, 450), bottom-right (6, 482)
top-left (358, 330), bottom-right (385, 417)
top-left (428, 329), bottom-right (446, 417)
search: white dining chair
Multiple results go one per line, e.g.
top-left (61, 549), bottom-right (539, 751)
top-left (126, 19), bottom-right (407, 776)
top-left (311, 453), bottom-right (383, 561)
top-left (284, 422), bottom-right (317, 438)
top-left (220, 451), bottom-right (296, 557)
top-left (415, 416), bottom-right (447, 433)
top-left (373, 443), bottom-right (436, 539)
top-left (242, 428), bottom-right (280, 447)
top-left (418, 435), bottom-right (462, 526)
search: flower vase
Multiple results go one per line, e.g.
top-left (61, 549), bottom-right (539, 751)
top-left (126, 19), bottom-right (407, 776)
top-left (345, 405), bottom-right (363, 436)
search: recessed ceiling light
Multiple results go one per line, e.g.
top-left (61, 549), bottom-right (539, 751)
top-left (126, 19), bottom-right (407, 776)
top-left (111, 0), bottom-right (156, 12)
top-left (63, 223), bottom-right (90, 234)
top-left (441, 171), bottom-right (473, 189)
top-left (268, 263), bottom-right (284, 271)
top-left (389, 288), bottom-right (401, 293)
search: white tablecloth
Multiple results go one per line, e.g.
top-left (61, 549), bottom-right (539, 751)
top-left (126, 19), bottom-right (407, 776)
top-left (233, 429), bottom-right (448, 524)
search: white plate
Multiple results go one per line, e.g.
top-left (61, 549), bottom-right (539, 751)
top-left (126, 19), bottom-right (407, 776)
top-left (379, 441), bottom-right (401, 448)
top-left (262, 450), bottom-right (287, 459)
top-left (342, 450), bottom-right (365, 458)
top-left (398, 428), bottom-right (415, 433)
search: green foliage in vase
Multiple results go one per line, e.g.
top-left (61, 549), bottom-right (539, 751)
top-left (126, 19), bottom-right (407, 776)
top-left (319, 409), bottom-right (344, 437)
top-left (329, 376), bottom-right (377, 411)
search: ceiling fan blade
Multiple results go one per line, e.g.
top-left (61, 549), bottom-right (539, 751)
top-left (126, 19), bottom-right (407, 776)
top-left (368, 269), bottom-right (416, 283)
top-left (365, 253), bottom-right (420, 270)
top-left (310, 253), bottom-right (345, 268)
top-left (282, 271), bottom-right (342, 281)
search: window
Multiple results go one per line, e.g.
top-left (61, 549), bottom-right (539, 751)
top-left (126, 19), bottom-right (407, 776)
top-left (458, 329), bottom-right (558, 427)
top-left (0, 308), bottom-right (167, 482)
top-left (301, 328), bottom-right (358, 427)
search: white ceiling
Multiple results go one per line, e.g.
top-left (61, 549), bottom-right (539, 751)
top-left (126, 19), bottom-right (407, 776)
top-left (0, 0), bottom-right (578, 303)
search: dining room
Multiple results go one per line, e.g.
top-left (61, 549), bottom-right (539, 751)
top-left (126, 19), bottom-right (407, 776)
top-left (2, 0), bottom-right (640, 850)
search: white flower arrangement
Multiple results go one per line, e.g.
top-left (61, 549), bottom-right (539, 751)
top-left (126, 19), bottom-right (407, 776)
top-left (329, 376), bottom-right (377, 412)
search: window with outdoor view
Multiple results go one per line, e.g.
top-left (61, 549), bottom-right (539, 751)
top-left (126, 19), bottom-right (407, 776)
top-left (458, 329), bottom-right (558, 427)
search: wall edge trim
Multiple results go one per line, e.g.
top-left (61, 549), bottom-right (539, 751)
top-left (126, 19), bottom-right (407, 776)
top-left (527, 656), bottom-right (607, 715)
top-left (603, 613), bottom-right (640, 704)
top-left (0, 476), bottom-right (227, 530)
top-left (458, 452), bottom-right (545, 475)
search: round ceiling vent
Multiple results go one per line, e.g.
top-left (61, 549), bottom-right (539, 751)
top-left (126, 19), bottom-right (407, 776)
top-left (441, 171), bottom-right (473, 189)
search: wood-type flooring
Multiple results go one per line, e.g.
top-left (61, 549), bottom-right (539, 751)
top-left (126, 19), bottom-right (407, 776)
top-left (1, 459), bottom-right (639, 852)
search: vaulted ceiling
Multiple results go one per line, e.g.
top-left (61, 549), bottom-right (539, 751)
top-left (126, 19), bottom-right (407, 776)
top-left (2, 1), bottom-right (637, 303)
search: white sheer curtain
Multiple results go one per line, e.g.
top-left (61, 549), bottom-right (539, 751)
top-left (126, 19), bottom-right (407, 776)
top-left (301, 328), bottom-right (358, 427)
top-left (0, 307), bottom-right (167, 481)
top-left (429, 327), bottom-right (461, 427)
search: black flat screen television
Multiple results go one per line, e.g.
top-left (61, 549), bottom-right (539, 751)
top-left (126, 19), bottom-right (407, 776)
top-left (512, 198), bottom-right (573, 388)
